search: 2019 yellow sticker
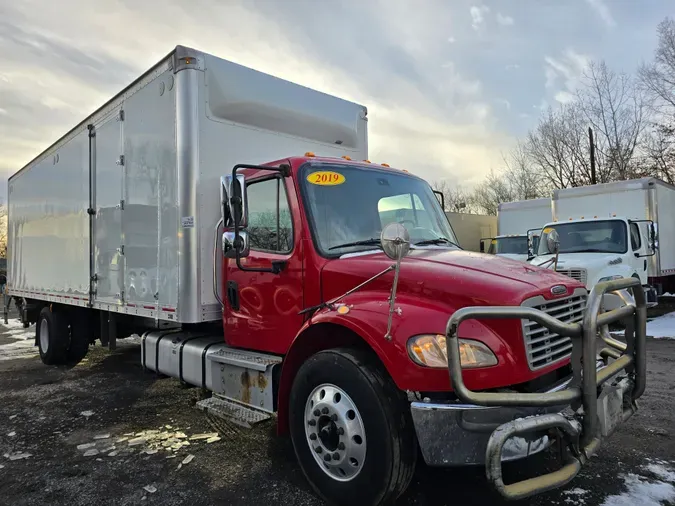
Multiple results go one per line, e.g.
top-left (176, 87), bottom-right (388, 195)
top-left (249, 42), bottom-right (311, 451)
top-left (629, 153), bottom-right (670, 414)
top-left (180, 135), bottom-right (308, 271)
top-left (543, 227), bottom-right (554, 233)
top-left (307, 171), bottom-right (345, 186)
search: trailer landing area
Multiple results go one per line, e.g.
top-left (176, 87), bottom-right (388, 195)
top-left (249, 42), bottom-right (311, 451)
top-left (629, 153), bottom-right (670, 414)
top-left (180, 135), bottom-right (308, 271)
top-left (1, 314), bottom-right (674, 505)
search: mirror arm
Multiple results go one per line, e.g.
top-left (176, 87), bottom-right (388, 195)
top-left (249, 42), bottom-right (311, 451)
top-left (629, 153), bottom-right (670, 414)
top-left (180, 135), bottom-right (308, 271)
top-left (229, 162), bottom-right (292, 274)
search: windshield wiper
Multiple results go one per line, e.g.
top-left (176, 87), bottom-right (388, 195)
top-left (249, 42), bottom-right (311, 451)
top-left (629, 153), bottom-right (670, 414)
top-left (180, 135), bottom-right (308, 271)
top-left (329, 238), bottom-right (382, 251)
top-left (414, 237), bottom-right (461, 249)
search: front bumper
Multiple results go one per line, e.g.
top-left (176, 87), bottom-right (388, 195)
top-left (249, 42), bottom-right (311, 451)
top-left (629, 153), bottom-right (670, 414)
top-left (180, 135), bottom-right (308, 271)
top-left (410, 372), bottom-right (599, 466)
top-left (437, 279), bottom-right (647, 501)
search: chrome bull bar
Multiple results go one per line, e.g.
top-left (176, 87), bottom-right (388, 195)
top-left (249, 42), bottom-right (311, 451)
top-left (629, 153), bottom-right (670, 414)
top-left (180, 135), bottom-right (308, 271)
top-left (444, 278), bottom-right (647, 500)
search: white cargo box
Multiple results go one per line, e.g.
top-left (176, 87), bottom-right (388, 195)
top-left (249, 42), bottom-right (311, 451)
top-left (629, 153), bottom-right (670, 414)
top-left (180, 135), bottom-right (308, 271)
top-left (497, 198), bottom-right (552, 236)
top-left (552, 177), bottom-right (675, 278)
top-left (7, 45), bottom-right (368, 323)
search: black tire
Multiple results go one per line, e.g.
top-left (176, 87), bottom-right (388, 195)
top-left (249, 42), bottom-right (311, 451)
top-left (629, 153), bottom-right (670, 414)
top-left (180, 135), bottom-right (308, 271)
top-left (36, 307), bottom-right (69, 365)
top-left (289, 348), bottom-right (417, 506)
top-left (67, 311), bottom-right (92, 365)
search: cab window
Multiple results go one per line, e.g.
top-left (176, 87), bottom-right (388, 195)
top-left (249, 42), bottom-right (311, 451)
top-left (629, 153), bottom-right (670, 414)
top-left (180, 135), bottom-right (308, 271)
top-left (630, 223), bottom-right (641, 251)
top-left (246, 177), bottom-right (293, 253)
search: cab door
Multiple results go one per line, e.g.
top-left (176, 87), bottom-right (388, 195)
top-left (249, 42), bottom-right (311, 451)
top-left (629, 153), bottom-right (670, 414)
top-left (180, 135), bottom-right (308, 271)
top-left (629, 221), bottom-right (649, 284)
top-left (223, 174), bottom-right (304, 355)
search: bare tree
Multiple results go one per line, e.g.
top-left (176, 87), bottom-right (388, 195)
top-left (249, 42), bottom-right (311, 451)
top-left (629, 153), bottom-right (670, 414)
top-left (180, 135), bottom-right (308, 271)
top-left (502, 141), bottom-right (549, 199)
top-left (470, 170), bottom-right (516, 215)
top-left (431, 180), bottom-right (475, 212)
top-left (525, 103), bottom-right (601, 188)
top-left (578, 60), bottom-right (647, 180)
top-left (0, 204), bottom-right (7, 258)
top-left (640, 18), bottom-right (675, 112)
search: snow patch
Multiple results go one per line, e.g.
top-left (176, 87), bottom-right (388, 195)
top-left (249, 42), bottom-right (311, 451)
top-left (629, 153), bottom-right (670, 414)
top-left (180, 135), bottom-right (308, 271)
top-left (616, 310), bottom-right (675, 339)
top-left (601, 461), bottom-right (675, 506)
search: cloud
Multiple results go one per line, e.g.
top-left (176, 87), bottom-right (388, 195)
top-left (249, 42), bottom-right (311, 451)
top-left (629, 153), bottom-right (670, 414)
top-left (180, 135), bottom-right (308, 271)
top-left (585, 0), bottom-right (615, 27)
top-left (447, 36), bottom-right (456, 43)
top-left (496, 98), bottom-right (511, 110)
top-left (0, 0), bottom-right (512, 196)
top-left (554, 91), bottom-right (576, 104)
top-left (496, 13), bottom-right (514, 26)
top-left (505, 63), bottom-right (520, 70)
top-left (544, 48), bottom-right (590, 93)
top-left (470, 5), bottom-right (490, 31)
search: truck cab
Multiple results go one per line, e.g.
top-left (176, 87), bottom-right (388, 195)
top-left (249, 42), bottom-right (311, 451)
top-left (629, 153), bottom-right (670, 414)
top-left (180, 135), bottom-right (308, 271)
top-left (486, 233), bottom-right (540, 262)
top-left (212, 155), bottom-right (647, 504)
top-left (529, 217), bottom-right (659, 308)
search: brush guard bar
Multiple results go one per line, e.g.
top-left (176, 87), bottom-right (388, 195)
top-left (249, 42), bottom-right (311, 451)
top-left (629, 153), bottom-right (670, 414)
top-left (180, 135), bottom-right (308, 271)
top-left (445, 278), bottom-right (647, 500)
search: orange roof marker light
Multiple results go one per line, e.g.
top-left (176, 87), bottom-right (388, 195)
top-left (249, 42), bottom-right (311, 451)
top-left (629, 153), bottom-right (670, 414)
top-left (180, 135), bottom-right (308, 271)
top-left (305, 152), bottom-right (316, 157)
top-left (363, 160), bottom-right (371, 163)
top-left (381, 163), bottom-right (390, 167)
top-left (341, 155), bottom-right (352, 160)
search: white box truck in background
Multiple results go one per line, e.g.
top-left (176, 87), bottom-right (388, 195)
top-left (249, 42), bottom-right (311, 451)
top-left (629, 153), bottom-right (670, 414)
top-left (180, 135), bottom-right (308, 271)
top-left (531, 177), bottom-right (675, 307)
top-left (488, 198), bottom-right (552, 261)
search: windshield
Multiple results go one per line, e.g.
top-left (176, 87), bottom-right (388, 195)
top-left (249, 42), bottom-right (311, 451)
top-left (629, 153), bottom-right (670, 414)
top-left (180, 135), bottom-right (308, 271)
top-left (536, 220), bottom-right (627, 255)
top-left (488, 236), bottom-right (529, 255)
top-left (300, 164), bottom-right (459, 255)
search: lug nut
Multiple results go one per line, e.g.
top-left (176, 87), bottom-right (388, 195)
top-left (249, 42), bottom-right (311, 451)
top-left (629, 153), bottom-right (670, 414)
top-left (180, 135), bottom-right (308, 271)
top-left (332, 452), bottom-right (340, 460)
top-left (315, 446), bottom-right (322, 454)
top-left (313, 409), bottom-right (320, 416)
top-left (309, 433), bottom-right (317, 441)
top-left (330, 414), bottom-right (338, 421)
top-left (308, 419), bottom-right (317, 426)
top-left (321, 407), bottom-right (329, 415)
top-left (324, 454), bottom-right (332, 462)
top-left (337, 427), bottom-right (344, 436)
top-left (338, 442), bottom-right (345, 450)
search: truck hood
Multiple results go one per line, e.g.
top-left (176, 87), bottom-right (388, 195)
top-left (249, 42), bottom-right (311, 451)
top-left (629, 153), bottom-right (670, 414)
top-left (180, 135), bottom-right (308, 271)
top-left (322, 248), bottom-right (583, 307)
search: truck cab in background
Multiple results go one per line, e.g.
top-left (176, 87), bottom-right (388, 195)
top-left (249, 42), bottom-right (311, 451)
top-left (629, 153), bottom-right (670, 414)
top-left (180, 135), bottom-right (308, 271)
top-left (485, 198), bottom-right (551, 263)
top-left (485, 233), bottom-right (540, 262)
top-left (530, 217), bottom-right (659, 308)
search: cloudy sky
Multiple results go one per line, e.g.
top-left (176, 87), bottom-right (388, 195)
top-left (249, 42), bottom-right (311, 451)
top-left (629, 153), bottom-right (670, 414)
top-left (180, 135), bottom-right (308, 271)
top-left (0, 0), bottom-right (672, 202)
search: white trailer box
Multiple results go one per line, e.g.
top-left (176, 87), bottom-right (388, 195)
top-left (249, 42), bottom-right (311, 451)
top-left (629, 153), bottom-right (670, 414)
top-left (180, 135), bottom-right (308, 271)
top-left (552, 177), bottom-right (675, 281)
top-left (497, 197), bottom-right (552, 236)
top-left (7, 45), bottom-right (368, 324)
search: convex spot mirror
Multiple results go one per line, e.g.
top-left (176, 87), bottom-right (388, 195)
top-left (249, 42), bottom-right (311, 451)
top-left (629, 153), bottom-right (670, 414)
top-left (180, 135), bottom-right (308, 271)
top-left (222, 230), bottom-right (250, 259)
top-left (381, 223), bottom-right (411, 261)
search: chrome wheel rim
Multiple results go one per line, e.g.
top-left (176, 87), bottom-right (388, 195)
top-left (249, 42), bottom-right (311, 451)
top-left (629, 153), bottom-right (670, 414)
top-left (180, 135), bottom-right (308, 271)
top-left (304, 383), bottom-right (366, 482)
top-left (39, 319), bottom-right (49, 353)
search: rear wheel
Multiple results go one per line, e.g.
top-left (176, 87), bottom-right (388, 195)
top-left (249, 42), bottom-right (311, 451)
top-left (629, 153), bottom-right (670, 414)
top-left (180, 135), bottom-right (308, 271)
top-left (67, 310), bottom-right (92, 365)
top-left (289, 348), bottom-right (417, 506)
top-left (36, 307), bottom-right (69, 365)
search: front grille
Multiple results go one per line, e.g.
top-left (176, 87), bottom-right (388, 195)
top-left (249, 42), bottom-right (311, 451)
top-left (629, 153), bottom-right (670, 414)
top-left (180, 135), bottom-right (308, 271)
top-left (555, 268), bottom-right (588, 285)
top-left (521, 291), bottom-right (587, 370)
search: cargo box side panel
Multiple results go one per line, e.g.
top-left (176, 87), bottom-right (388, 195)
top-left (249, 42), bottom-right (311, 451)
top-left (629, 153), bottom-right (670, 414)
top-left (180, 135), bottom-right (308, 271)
top-left (8, 130), bottom-right (90, 299)
top-left (121, 69), bottom-right (178, 311)
top-left (193, 58), bottom-right (368, 321)
top-left (655, 183), bottom-right (675, 275)
top-left (554, 188), bottom-right (649, 222)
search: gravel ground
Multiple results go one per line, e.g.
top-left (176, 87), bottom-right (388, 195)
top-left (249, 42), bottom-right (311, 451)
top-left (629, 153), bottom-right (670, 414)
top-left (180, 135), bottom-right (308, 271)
top-left (1, 304), bottom-right (674, 506)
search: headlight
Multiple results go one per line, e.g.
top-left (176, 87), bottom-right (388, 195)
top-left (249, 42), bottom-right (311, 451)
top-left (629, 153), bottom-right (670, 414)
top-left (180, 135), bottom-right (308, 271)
top-left (598, 274), bottom-right (623, 283)
top-left (407, 334), bottom-right (498, 369)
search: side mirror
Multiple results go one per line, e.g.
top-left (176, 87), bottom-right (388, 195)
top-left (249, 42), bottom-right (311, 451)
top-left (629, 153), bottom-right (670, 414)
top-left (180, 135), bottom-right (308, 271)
top-left (650, 222), bottom-right (659, 251)
top-left (222, 174), bottom-right (248, 229)
top-left (223, 230), bottom-right (250, 259)
top-left (546, 228), bottom-right (560, 255)
top-left (381, 222), bottom-right (411, 261)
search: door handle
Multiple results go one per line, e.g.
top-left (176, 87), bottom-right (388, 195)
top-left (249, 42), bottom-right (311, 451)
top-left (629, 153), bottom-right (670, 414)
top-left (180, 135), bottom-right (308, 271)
top-left (227, 281), bottom-right (240, 310)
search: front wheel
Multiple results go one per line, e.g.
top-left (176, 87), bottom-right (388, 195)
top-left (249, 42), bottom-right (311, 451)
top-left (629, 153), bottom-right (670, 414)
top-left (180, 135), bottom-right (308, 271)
top-left (289, 348), bottom-right (417, 506)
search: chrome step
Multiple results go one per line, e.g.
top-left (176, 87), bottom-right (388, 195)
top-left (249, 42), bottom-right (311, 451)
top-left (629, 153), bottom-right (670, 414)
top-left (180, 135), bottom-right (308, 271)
top-left (207, 347), bottom-right (282, 371)
top-left (195, 395), bottom-right (272, 428)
